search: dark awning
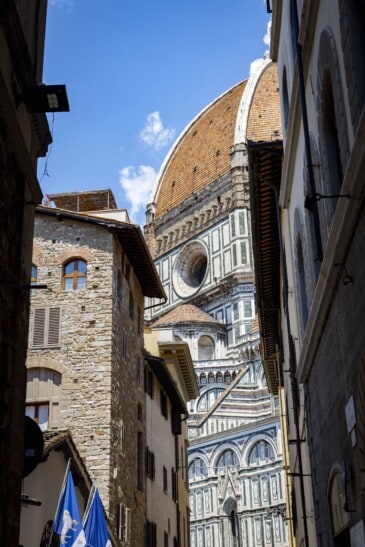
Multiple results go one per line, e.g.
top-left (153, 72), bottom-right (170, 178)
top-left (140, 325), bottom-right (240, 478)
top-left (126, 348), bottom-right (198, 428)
top-left (247, 140), bottom-right (283, 395)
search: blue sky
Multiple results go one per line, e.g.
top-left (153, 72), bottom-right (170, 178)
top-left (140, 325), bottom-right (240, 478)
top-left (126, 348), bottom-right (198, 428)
top-left (39, 0), bottom-right (271, 225)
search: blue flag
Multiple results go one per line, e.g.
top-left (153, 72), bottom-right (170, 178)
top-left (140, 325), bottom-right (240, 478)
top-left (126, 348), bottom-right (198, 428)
top-left (83, 487), bottom-right (112, 547)
top-left (54, 471), bottom-right (87, 546)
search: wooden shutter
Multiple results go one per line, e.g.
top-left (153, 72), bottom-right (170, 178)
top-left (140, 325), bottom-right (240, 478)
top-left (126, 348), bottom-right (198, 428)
top-left (48, 307), bottom-right (61, 346)
top-left (32, 308), bottom-right (46, 347)
top-left (31, 307), bottom-right (61, 348)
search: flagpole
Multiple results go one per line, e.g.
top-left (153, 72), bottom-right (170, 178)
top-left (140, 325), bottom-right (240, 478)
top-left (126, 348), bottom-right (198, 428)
top-left (82, 482), bottom-right (95, 525)
top-left (48, 458), bottom-right (71, 547)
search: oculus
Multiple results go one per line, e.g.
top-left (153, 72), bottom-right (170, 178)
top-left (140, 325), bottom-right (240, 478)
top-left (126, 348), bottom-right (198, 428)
top-left (173, 240), bottom-right (208, 298)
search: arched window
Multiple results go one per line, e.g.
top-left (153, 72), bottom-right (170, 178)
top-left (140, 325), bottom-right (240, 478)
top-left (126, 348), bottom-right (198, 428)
top-left (216, 449), bottom-right (239, 472)
top-left (197, 388), bottom-right (224, 411)
top-left (329, 470), bottom-right (350, 546)
top-left (224, 371), bottom-right (231, 384)
top-left (63, 259), bottom-right (87, 291)
top-left (282, 66), bottom-right (290, 132)
top-left (208, 372), bottom-right (215, 383)
top-left (26, 368), bottom-right (62, 431)
top-left (296, 233), bottom-right (309, 334)
top-left (188, 458), bottom-right (208, 480)
top-left (198, 336), bottom-right (215, 360)
top-left (200, 373), bottom-right (207, 385)
top-left (216, 372), bottom-right (223, 383)
top-left (249, 441), bottom-right (275, 466)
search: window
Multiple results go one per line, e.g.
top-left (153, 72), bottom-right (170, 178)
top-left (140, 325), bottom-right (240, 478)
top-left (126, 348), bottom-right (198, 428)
top-left (329, 471), bottom-right (350, 546)
top-left (129, 290), bottom-right (134, 320)
top-left (137, 432), bottom-right (144, 491)
top-left (121, 328), bottom-right (128, 361)
top-left (31, 264), bottom-right (37, 294)
top-left (249, 441), bottom-right (275, 466)
top-left (198, 336), bottom-right (215, 360)
top-left (145, 447), bottom-right (155, 480)
top-left (188, 458), bottom-right (208, 480)
top-left (171, 468), bottom-right (177, 501)
top-left (164, 531), bottom-right (169, 547)
top-left (26, 402), bottom-right (49, 431)
top-left (30, 307), bottom-right (61, 348)
top-left (163, 466), bottom-right (168, 493)
top-left (119, 504), bottom-right (131, 544)
top-left (144, 366), bottom-right (154, 398)
top-left (62, 259), bottom-right (87, 291)
top-left (146, 520), bottom-right (157, 547)
top-left (160, 390), bottom-right (168, 419)
top-left (26, 367), bottom-right (61, 431)
top-left (216, 449), bottom-right (239, 472)
top-left (121, 421), bottom-right (126, 454)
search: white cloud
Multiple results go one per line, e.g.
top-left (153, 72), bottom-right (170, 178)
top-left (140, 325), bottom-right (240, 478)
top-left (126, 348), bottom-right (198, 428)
top-left (139, 111), bottom-right (175, 151)
top-left (263, 20), bottom-right (271, 49)
top-left (119, 165), bottom-right (157, 222)
top-left (49, 0), bottom-right (73, 7)
top-left (249, 20), bottom-right (271, 76)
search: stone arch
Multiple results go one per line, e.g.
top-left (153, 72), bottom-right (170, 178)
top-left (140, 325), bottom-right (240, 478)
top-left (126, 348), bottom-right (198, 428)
top-left (212, 443), bottom-right (241, 472)
top-left (339, 0), bottom-right (365, 133)
top-left (317, 27), bottom-right (350, 221)
top-left (26, 355), bottom-right (66, 374)
top-left (57, 247), bottom-right (95, 265)
top-left (242, 434), bottom-right (277, 467)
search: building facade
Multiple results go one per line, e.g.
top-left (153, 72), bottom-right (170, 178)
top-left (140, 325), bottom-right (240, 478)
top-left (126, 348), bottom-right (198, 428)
top-left (250, 1), bottom-right (365, 546)
top-left (144, 60), bottom-right (290, 546)
top-left (26, 191), bottom-right (165, 546)
top-left (144, 329), bottom-right (199, 547)
top-left (0, 2), bottom-right (51, 544)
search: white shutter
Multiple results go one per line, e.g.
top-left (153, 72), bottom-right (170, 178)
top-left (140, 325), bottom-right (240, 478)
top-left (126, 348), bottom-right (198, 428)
top-left (125, 507), bottom-right (131, 544)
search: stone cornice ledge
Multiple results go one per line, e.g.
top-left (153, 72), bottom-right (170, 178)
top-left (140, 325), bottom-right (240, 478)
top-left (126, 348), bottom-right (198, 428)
top-left (297, 109), bottom-right (365, 383)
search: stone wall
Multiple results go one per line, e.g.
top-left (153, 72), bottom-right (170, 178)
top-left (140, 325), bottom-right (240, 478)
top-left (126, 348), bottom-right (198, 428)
top-left (29, 213), bottom-right (146, 544)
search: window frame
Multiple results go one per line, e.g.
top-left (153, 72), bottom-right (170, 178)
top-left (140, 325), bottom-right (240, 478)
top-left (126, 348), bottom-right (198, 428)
top-left (62, 258), bottom-right (87, 291)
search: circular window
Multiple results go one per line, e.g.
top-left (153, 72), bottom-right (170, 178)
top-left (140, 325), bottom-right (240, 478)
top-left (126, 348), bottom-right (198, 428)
top-left (173, 240), bottom-right (208, 298)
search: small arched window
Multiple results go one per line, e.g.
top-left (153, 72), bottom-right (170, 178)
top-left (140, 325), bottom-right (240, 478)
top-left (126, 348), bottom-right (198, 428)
top-left (200, 373), bottom-right (207, 385)
top-left (224, 371), bottom-right (231, 384)
top-left (63, 259), bottom-right (87, 291)
top-left (198, 335), bottom-right (215, 360)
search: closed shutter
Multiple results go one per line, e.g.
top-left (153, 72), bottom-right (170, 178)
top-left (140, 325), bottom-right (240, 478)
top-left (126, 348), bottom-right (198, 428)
top-left (32, 308), bottom-right (46, 347)
top-left (48, 307), bottom-right (61, 346)
top-left (31, 307), bottom-right (61, 348)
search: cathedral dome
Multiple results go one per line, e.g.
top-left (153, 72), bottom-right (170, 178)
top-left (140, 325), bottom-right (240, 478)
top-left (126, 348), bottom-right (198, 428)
top-left (151, 60), bottom-right (281, 219)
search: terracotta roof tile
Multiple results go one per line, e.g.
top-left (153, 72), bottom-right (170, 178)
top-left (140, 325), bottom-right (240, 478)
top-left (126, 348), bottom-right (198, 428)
top-left (155, 82), bottom-right (247, 217)
top-left (152, 304), bottom-right (223, 327)
top-left (246, 63), bottom-right (282, 142)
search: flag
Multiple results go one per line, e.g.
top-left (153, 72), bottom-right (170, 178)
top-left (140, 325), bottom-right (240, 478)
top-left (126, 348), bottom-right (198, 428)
top-left (53, 470), bottom-right (87, 546)
top-left (83, 487), bottom-right (112, 547)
